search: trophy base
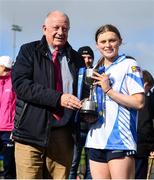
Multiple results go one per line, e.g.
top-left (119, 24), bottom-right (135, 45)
top-left (80, 109), bottom-right (98, 116)
top-left (80, 109), bottom-right (98, 124)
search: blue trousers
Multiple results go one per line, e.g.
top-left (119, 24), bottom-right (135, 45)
top-left (0, 131), bottom-right (16, 179)
top-left (69, 131), bottom-right (91, 179)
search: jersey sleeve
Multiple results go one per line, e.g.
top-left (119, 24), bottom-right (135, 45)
top-left (126, 59), bottom-right (144, 95)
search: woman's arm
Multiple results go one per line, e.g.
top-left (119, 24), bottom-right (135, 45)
top-left (106, 89), bottom-right (145, 110)
top-left (93, 71), bottom-right (145, 110)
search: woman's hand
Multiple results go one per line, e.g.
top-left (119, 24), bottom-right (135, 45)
top-left (92, 71), bottom-right (111, 93)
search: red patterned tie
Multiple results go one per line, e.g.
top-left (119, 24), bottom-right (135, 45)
top-left (52, 49), bottom-right (63, 121)
top-left (52, 49), bottom-right (63, 92)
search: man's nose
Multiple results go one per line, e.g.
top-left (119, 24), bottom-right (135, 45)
top-left (57, 27), bottom-right (63, 34)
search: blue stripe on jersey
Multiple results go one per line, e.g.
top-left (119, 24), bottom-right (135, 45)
top-left (118, 72), bottom-right (128, 94)
top-left (105, 117), bottom-right (126, 148)
top-left (105, 106), bottom-right (135, 149)
top-left (127, 73), bottom-right (144, 87)
top-left (130, 109), bottom-right (137, 142)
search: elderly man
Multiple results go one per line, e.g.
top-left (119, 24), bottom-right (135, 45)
top-left (11, 10), bottom-right (84, 179)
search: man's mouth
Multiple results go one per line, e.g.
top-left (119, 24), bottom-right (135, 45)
top-left (55, 36), bottom-right (63, 41)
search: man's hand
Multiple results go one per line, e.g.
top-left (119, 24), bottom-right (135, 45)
top-left (60, 93), bottom-right (82, 110)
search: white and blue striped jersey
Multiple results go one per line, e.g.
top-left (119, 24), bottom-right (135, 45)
top-left (85, 54), bottom-right (144, 151)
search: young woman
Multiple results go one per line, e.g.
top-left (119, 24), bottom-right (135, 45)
top-left (85, 24), bottom-right (145, 179)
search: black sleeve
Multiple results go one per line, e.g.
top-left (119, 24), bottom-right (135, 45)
top-left (150, 89), bottom-right (154, 118)
top-left (81, 82), bottom-right (90, 100)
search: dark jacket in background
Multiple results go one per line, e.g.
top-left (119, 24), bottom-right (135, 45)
top-left (136, 89), bottom-right (154, 157)
top-left (11, 36), bottom-right (85, 147)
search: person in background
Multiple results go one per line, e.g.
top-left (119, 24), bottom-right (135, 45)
top-left (0, 56), bottom-right (16, 179)
top-left (69, 46), bottom-right (94, 179)
top-left (135, 70), bottom-right (154, 179)
top-left (11, 10), bottom-right (84, 179)
top-left (84, 24), bottom-right (145, 179)
top-left (78, 46), bottom-right (94, 68)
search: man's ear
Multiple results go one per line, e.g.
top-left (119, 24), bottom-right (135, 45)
top-left (42, 25), bottom-right (46, 33)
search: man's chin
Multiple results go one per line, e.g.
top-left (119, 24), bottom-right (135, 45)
top-left (54, 42), bottom-right (65, 48)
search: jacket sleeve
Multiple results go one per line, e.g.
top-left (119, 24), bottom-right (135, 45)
top-left (150, 89), bottom-right (154, 118)
top-left (11, 44), bottom-right (62, 108)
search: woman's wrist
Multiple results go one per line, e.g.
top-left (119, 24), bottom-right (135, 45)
top-left (105, 87), bottom-right (112, 94)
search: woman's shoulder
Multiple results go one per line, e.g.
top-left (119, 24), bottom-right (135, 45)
top-left (125, 55), bottom-right (136, 60)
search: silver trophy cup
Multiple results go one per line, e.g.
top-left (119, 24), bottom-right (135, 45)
top-left (80, 68), bottom-right (97, 116)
